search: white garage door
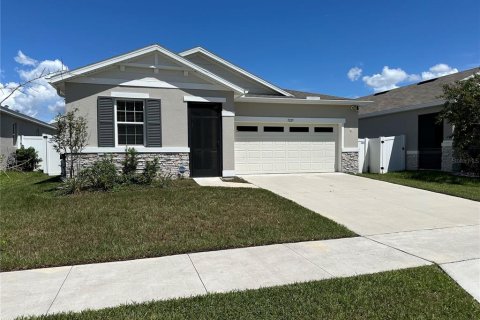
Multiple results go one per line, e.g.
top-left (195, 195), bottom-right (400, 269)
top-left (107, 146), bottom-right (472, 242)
top-left (235, 124), bottom-right (336, 174)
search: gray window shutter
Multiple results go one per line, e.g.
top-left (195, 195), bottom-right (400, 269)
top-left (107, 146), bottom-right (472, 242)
top-left (145, 99), bottom-right (162, 147)
top-left (97, 97), bottom-right (115, 147)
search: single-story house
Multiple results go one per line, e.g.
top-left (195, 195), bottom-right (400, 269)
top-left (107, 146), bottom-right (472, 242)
top-left (0, 105), bottom-right (56, 168)
top-left (358, 67), bottom-right (479, 172)
top-left (47, 44), bottom-right (370, 177)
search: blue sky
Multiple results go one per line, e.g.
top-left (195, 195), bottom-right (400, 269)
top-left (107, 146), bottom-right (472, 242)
top-left (1, 0), bottom-right (479, 121)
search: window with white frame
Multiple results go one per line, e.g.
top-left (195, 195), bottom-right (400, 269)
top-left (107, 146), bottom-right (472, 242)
top-left (116, 100), bottom-right (144, 145)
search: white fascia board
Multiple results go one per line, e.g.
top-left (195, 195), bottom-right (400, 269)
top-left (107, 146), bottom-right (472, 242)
top-left (359, 100), bottom-right (444, 119)
top-left (47, 45), bottom-right (246, 95)
top-left (179, 47), bottom-right (294, 97)
top-left (81, 147), bottom-right (189, 153)
top-left (184, 96), bottom-right (226, 103)
top-left (235, 96), bottom-right (371, 106)
top-left (342, 147), bottom-right (359, 152)
top-left (111, 91), bottom-right (150, 99)
top-left (235, 116), bottom-right (346, 124)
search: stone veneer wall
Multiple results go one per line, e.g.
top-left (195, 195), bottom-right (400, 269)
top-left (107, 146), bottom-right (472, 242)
top-left (406, 152), bottom-right (418, 170)
top-left (66, 152), bottom-right (190, 178)
top-left (341, 152), bottom-right (358, 174)
top-left (441, 140), bottom-right (454, 172)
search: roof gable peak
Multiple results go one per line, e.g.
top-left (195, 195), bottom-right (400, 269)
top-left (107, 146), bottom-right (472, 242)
top-left (179, 47), bottom-right (293, 97)
top-left (47, 44), bottom-right (246, 94)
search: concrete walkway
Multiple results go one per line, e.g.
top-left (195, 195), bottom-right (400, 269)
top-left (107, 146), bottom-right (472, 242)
top-left (1, 237), bottom-right (431, 319)
top-left (193, 177), bottom-right (258, 188)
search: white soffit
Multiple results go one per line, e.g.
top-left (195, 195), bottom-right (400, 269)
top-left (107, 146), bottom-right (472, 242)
top-left (111, 92), bottom-right (149, 99)
top-left (235, 116), bottom-right (346, 124)
top-left (183, 96), bottom-right (227, 103)
top-left (235, 96), bottom-right (371, 106)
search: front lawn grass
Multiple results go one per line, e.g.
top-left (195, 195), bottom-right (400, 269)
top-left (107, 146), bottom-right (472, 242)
top-left (23, 266), bottom-right (480, 320)
top-left (359, 170), bottom-right (480, 201)
top-left (0, 172), bottom-right (354, 271)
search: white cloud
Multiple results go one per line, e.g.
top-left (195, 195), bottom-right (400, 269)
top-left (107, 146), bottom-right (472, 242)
top-left (347, 67), bottom-right (362, 81)
top-left (362, 66), bottom-right (417, 92)
top-left (421, 63), bottom-right (458, 80)
top-left (14, 50), bottom-right (37, 66)
top-left (361, 63), bottom-right (459, 92)
top-left (0, 52), bottom-right (68, 120)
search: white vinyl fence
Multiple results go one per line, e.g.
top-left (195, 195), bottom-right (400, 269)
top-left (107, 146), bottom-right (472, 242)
top-left (358, 135), bottom-right (406, 174)
top-left (17, 135), bottom-right (61, 176)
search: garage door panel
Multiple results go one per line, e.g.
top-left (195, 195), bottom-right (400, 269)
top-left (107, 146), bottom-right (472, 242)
top-left (262, 151), bottom-right (274, 158)
top-left (235, 125), bottom-right (336, 174)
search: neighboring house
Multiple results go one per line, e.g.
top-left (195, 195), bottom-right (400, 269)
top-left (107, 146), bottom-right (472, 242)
top-left (358, 67), bottom-right (480, 172)
top-left (47, 44), bottom-right (369, 177)
top-left (0, 106), bottom-right (56, 167)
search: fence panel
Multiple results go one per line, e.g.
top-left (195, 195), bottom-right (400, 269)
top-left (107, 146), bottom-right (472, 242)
top-left (358, 135), bottom-right (405, 174)
top-left (18, 135), bottom-right (61, 176)
top-left (381, 135), bottom-right (405, 173)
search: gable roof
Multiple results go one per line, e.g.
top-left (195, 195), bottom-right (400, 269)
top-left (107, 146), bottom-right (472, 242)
top-left (47, 44), bottom-right (246, 95)
top-left (179, 47), bottom-right (294, 97)
top-left (0, 106), bottom-right (56, 130)
top-left (358, 67), bottom-right (480, 116)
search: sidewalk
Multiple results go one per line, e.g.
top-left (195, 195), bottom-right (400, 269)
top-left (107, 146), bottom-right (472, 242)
top-left (1, 236), bottom-right (430, 319)
top-left (3, 224), bottom-right (479, 320)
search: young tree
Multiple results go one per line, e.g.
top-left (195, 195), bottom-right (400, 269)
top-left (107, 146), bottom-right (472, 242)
top-left (52, 108), bottom-right (88, 178)
top-left (439, 74), bottom-right (480, 174)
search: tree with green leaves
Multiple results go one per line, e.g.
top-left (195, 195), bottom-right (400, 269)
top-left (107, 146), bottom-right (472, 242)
top-left (439, 74), bottom-right (480, 174)
top-left (51, 108), bottom-right (88, 178)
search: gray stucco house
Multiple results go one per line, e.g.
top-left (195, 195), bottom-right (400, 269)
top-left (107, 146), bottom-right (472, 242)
top-left (47, 44), bottom-right (369, 177)
top-left (0, 106), bottom-right (56, 168)
top-left (358, 67), bottom-right (479, 172)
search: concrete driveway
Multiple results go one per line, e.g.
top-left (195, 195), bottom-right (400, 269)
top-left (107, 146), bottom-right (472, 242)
top-left (243, 173), bottom-right (480, 301)
top-left (242, 173), bottom-right (479, 236)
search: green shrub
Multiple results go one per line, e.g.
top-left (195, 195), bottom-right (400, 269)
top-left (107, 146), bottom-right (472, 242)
top-left (141, 157), bottom-right (159, 184)
top-left (58, 175), bottom-right (87, 195)
top-left (122, 148), bottom-right (138, 175)
top-left (58, 154), bottom-right (171, 195)
top-left (154, 172), bottom-right (173, 188)
top-left (14, 146), bottom-right (41, 171)
top-left (81, 157), bottom-right (118, 191)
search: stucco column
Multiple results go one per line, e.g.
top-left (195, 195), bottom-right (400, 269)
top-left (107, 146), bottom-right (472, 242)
top-left (222, 111), bottom-right (235, 177)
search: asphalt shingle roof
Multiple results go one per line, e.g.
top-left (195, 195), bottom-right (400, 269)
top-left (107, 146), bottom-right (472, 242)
top-left (284, 89), bottom-right (351, 100)
top-left (357, 67), bottom-right (480, 115)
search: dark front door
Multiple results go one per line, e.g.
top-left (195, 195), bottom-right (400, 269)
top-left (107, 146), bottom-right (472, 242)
top-left (188, 103), bottom-right (222, 177)
top-left (418, 112), bottom-right (443, 169)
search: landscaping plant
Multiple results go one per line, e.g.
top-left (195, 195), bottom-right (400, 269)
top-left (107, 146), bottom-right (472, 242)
top-left (439, 74), bottom-right (480, 174)
top-left (14, 146), bottom-right (41, 171)
top-left (60, 154), bottom-right (163, 194)
top-left (142, 157), bottom-right (160, 185)
top-left (51, 108), bottom-right (88, 178)
top-left (122, 147), bottom-right (139, 176)
top-left (81, 157), bottom-right (118, 191)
